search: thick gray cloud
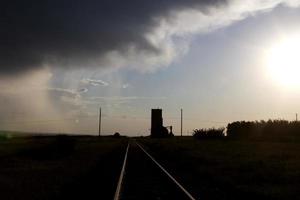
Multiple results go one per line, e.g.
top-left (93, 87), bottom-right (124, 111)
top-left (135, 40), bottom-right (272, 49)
top-left (1, 0), bottom-right (299, 74)
top-left (0, 0), bottom-right (220, 74)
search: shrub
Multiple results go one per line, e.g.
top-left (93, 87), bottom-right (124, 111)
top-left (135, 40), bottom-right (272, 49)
top-left (193, 128), bottom-right (225, 139)
top-left (113, 132), bottom-right (121, 138)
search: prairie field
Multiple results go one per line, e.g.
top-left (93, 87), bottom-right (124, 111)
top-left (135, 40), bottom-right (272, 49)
top-left (0, 134), bottom-right (127, 200)
top-left (140, 136), bottom-right (300, 200)
top-left (0, 133), bottom-right (299, 200)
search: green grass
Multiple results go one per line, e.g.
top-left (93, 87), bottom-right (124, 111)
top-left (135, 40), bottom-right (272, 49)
top-left (0, 135), bottom-right (128, 200)
top-left (139, 137), bottom-right (300, 200)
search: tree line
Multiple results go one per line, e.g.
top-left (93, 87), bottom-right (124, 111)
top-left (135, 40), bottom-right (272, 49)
top-left (193, 120), bottom-right (300, 140)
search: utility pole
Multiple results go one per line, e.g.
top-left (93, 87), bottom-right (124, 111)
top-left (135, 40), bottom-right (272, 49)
top-left (99, 107), bottom-right (102, 136)
top-left (296, 113), bottom-right (298, 122)
top-left (181, 108), bottom-right (183, 137)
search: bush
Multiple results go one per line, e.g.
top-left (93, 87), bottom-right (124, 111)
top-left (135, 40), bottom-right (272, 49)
top-left (193, 128), bottom-right (225, 139)
top-left (113, 132), bottom-right (121, 138)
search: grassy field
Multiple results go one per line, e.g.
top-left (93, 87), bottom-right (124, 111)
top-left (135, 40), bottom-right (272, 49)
top-left (139, 137), bottom-right (300, 200)
top-left (0, 135), bottom-right (128, 200)
top-left (1, 133), bottom-right (299, 200)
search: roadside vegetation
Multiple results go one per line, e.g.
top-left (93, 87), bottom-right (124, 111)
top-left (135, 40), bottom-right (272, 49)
top-left (192, 128), bottom-right (225, 139)
top-left (139, 134), bottom-right (300, 200)
top-left (0, 135), bottom-right (128, 200)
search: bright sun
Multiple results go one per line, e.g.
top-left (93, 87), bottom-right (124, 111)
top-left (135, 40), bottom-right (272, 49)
top-left (266, 35), bottom-right (300, 89)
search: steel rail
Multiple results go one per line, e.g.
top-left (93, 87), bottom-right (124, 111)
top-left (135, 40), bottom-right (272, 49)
top-left (113, 143), bottom-right (130, 200)
top-left (136, 141), bottom-right (197, 200)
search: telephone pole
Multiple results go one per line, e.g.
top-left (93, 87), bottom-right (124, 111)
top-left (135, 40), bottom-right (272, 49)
top-left (99, 107), bottom-right (102, 136)
top-left (296, 113), bottom-right (298, 122)
top-left (181, 108), bottom-right (183, 137)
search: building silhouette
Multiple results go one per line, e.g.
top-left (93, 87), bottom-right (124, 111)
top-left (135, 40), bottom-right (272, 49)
top-left (151, 109), bottom-right (173, 137)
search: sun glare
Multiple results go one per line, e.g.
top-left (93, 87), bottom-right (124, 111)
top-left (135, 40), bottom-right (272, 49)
top-left (266, 35), bottom-right (300, 89)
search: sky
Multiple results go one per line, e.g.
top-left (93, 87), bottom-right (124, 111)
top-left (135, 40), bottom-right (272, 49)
top-left (1, 0), bottom-right (300, 136)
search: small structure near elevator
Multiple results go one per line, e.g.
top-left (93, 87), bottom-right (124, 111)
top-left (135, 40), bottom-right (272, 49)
top-left (151, 109), bottom-right (174, 138)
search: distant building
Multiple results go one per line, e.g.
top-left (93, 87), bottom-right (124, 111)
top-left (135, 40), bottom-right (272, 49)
top-left (151, 109), bottom-right (173, 138)
top-left (151, 109), bottom-right (163, 137)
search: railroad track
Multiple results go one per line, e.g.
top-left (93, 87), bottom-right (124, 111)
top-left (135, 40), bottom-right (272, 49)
top-left (114, 140), bottom-right (197, 200)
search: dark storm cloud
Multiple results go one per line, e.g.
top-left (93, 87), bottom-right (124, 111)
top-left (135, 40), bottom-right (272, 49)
top-left (2, 0), bottom-right (299, 75)
top-left (0, 0), bottom-right (226, 74)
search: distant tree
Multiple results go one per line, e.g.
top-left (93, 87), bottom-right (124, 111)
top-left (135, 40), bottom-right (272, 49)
top-left (227, 119), bottom-right (300, 140)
